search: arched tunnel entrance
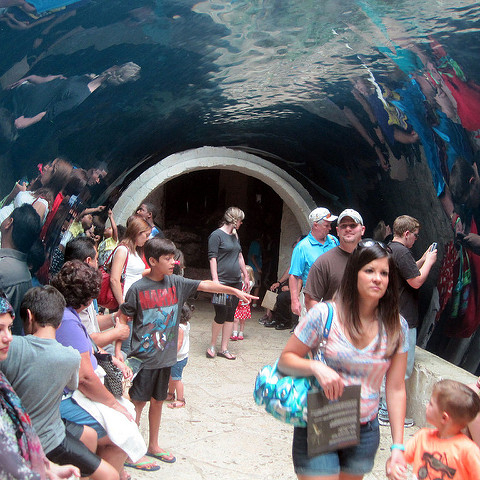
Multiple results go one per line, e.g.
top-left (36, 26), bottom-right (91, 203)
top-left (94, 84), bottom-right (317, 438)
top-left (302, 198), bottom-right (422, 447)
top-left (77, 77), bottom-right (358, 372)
top-left (113, 146), bottom-right (317, 281)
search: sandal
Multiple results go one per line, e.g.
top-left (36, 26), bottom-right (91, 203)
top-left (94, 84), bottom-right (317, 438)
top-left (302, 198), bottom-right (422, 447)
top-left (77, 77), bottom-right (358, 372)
top-left (146, 450), bottom-right (176, 463)
top-left (124, 459), bottom-right (160, 471)
top-left (166, 392), bottom-right (175, 402)
top-left (217, 350), bottom-right (236, 360)
top-left (206, 347), bottom-right (215, 358)
top-left (167, 398), bottom-right (185, 409)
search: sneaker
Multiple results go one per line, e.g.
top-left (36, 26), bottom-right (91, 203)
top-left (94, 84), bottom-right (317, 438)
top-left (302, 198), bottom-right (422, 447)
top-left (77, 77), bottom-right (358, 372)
top-left (258, 315), bottom-right (268, 325)
top-left (264, 320), bottom-right (277, 328)
top-left (378, 414), bottom-right (390, 427)
top-left (237, 334), bottom-right (244, 340)
top-left (404, 417), bottom-right (415, 428)
top-left (230, 335), bottom-right (238, 341)
top-left (378, 412), bottom-right (414, 428)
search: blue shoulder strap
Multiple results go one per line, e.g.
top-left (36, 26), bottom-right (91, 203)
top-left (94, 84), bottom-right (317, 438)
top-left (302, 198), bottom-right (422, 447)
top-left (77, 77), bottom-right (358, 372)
top-left (322, 302), bottom-right (334, 342)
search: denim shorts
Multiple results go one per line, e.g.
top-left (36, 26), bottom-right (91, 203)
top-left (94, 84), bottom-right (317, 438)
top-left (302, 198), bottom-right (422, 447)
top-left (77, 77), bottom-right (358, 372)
top-left (60, 397), bottom-right (107, 439)
top-left (170, 357), bottom-right (188, 381)
top-left (292, 417), bottom-right (380, 476)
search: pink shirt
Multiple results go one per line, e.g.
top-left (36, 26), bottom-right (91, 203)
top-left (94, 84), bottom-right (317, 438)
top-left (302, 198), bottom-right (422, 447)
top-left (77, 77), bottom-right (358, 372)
top-left (295, 302), bottom-right (408, 422)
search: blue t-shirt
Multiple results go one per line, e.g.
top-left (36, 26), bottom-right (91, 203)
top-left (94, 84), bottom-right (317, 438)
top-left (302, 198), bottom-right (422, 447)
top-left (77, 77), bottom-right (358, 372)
top-left (247, 240), bottom-right (262, 272)
top-left (289, 232), bottom-right (338, 285)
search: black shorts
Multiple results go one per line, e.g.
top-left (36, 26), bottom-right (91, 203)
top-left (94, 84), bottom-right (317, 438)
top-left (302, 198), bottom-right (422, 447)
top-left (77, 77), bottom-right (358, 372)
top-left (46, 430), bottom-right (101, 476)
top-left (129, 366), bottom-right (171, 402)
top-left (213, 282), bottom-right (241, 324)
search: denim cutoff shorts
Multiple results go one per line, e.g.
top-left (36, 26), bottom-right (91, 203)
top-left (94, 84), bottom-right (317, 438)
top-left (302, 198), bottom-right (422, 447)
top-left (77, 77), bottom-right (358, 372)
top-left (170, 357), bottom-right (188, 381)
top-left (292, 417), bottom-right (380, 476)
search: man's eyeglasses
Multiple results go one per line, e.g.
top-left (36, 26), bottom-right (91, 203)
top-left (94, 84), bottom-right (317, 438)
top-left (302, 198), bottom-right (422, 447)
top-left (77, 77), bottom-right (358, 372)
top-left (408, 231), bottom-right (419, 240)
top-left (358, 239), bottom-right (392, 253)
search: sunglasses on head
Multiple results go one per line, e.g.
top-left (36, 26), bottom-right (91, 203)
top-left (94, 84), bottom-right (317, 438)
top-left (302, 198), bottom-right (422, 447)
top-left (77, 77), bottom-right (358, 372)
top-left (357, 239), bottom-right (392, 253)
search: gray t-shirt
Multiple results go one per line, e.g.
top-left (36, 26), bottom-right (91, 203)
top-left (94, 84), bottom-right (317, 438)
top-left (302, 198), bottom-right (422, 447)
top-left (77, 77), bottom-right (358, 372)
top-left (0, 248), bottom-right (32, 335)
top-left (121, 275), bottom-right (200, 369)
top-left (0, 336), bottom-right (80, 454)
top-left (207, 229), bottom-right (242, 284)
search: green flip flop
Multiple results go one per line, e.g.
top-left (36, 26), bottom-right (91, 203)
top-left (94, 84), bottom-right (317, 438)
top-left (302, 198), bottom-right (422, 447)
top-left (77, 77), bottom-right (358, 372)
top-left (124, 460), bottom-right (161, 471)
top-left (146, 451), bottom-right (177, 463)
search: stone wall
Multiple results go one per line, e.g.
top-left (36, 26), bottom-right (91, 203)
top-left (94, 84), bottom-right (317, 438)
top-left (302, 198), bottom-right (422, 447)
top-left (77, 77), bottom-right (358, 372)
top-left (407, 347), bottom-right (476, 427)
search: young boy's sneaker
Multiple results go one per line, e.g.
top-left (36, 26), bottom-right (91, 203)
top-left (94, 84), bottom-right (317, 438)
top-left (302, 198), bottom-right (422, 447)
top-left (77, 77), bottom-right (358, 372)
top-left (378, 411), bottom-right (414, 427)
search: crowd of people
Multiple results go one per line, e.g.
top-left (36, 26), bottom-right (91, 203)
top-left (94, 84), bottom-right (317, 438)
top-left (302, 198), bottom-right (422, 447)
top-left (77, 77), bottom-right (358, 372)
top-left (0, 178), bottom-right (257, 479)
top-left (1, 160), bottom-right (480, 480)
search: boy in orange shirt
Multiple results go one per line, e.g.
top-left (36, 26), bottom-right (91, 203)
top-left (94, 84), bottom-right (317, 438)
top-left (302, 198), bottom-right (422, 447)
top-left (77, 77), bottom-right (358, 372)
top-left (388, 379), bottom-right (480, 480)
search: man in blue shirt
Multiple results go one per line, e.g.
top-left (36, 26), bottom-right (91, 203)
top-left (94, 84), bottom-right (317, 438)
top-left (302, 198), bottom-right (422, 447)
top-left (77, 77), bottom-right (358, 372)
top-left (289, 207), bottom-right (338, 316)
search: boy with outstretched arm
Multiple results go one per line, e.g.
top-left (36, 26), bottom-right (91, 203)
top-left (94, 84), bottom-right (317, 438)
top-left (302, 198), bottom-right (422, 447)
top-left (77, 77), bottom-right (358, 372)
top-left (116, 237), bottom-right (256, 467)
top-left (387, 379), bottom-right (480, 480)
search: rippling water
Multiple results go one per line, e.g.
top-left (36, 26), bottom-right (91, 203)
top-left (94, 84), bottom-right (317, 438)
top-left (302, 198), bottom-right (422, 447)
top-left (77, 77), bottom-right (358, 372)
top-left (0, 0), bottom-right (479, 175)
top-left (186, 0), bottom-right (480, 122)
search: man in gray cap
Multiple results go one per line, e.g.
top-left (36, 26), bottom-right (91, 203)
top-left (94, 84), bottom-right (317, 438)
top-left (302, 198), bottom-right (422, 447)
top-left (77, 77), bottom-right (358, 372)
top-left (304, 208), bottom-right (365, 309)
top-left (288, 207), bottom-right (338, 316)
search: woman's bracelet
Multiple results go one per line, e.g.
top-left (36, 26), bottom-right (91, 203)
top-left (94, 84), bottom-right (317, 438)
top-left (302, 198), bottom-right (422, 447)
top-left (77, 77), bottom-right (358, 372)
top-left (390, 444), bottom-right (405, 451)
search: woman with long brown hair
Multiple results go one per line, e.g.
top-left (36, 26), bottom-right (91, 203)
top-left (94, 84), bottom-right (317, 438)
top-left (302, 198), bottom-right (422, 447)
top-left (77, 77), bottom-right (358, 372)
top-left (109, 215), bottom-right (151, 307)
top-left (0, 157), bottom-right (72, 226)
top-left (279, 240), bottom-right (409, 480)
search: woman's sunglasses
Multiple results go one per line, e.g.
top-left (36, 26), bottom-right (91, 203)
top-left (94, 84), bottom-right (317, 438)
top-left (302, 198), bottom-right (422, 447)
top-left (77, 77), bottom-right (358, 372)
top-left (357, 239), bottom-right (392, 253)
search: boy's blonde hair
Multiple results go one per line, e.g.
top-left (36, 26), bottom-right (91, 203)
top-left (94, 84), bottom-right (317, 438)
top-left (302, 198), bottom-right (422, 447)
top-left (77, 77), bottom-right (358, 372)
top-left (393, 215), bottom-right (420, 237)
top-left (433, 379), bottom-right (480, 427)
top-left (245, 265), bottom-right (255, 283)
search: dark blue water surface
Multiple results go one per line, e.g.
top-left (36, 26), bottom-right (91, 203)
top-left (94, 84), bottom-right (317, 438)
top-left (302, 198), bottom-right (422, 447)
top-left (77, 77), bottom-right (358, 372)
top-left (0, 0), bottom-right (478, 184)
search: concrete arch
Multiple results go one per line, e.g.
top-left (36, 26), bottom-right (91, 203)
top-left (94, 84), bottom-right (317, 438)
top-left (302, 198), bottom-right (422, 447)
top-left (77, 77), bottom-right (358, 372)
top-left (112, 146), bottom-right (317, 274)
top-left (113, 146), bottom-right (316, 228)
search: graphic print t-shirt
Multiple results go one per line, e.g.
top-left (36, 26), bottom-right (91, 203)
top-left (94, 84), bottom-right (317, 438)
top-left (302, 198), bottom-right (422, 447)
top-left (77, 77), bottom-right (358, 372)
top-left (405, 428), bottom-right (480, 479)
top-left (121, 275), bottom-right (200, 369)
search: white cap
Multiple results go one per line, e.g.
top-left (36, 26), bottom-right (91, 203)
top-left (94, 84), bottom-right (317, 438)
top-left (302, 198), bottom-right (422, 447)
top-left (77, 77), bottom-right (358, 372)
top-left (338, 208), bottom-right (363, 225)
top-left (309, 207), bottom-right (338, 226)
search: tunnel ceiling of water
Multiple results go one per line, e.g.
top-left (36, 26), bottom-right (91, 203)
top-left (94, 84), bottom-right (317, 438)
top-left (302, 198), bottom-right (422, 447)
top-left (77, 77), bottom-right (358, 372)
top-left (0, 0), bottom-right (479, 205)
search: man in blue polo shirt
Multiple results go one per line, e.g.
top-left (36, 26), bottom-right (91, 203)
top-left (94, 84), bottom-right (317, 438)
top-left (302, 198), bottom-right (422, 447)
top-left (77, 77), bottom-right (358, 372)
top-left (288, 207), bottom-right (338, 317)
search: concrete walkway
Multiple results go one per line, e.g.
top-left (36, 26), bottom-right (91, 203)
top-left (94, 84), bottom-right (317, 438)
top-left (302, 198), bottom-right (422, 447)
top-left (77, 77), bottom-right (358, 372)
top-left (127, 298), bottom-right (418, 480)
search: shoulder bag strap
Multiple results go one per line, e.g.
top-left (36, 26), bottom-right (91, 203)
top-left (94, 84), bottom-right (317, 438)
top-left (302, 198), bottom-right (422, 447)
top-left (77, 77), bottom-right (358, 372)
top-left (105, 245), bottom-right (129, 274)
top-left (322, 302), bottom-right (334, 341)
top-left (318, 302), bottom-right (334, 351)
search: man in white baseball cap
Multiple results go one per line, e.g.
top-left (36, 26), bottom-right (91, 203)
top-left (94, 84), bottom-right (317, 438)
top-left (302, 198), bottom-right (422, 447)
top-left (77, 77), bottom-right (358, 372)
top-left (288, 207), bottom-right (338, 317)
top-left (305, 208), bottom-right (365, 310)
